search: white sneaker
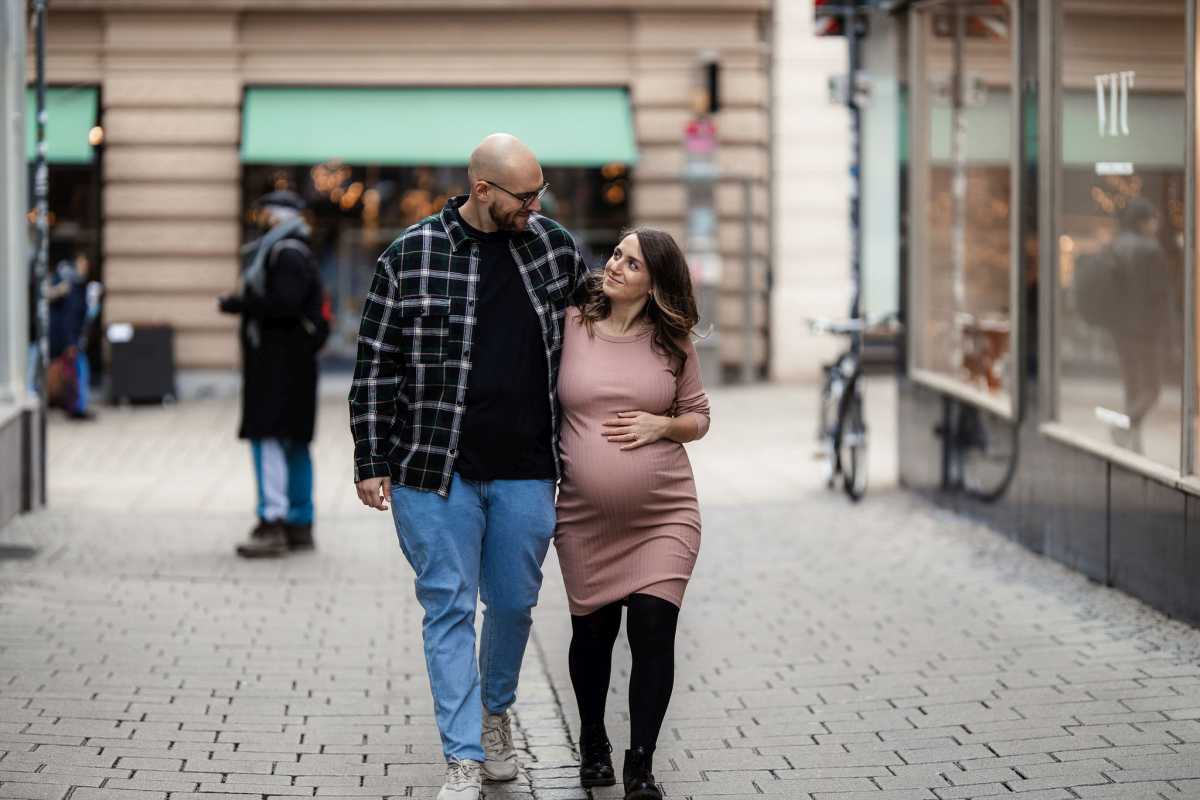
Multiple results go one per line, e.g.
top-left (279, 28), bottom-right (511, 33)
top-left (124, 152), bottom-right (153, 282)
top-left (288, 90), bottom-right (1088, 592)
top-left (437, 759), bottom-right (481, 800)
top-left (481, 708), bottom-right (519, 781)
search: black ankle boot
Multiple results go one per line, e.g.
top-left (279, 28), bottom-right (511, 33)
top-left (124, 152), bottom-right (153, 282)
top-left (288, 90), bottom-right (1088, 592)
top-left (578, 723), bottom-right (615, 788)
top-left (622, 747), bottom-right (661, 800)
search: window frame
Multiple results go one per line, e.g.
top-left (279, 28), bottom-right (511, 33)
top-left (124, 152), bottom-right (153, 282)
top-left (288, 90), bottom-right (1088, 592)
top-left (1185, 0), bottom-right (1198, 478)
top-left (907, 0), bottom-right (1025, 422)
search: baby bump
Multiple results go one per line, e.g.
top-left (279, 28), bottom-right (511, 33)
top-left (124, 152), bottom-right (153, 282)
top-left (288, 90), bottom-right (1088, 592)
top-left (557, 428), bottom-right (698, 525)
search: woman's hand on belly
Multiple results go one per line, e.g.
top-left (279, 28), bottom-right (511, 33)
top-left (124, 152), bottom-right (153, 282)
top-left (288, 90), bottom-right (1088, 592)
top-left (601, 410), bottom-right (671, 451)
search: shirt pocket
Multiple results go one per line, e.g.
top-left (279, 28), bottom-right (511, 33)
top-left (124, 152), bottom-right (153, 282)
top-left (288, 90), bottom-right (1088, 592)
top-left (397, 295), bottom-right (452, 365)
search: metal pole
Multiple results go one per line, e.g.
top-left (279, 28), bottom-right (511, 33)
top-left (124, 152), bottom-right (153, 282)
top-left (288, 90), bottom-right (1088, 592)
top-left (845, 1), bottom-right (863, 355)
top-left (740, 177), bottom-right (754, 383)
top-left (31, 0), bottom-right (49, 506)
top-left (950, 5), bottom-right (967, 364)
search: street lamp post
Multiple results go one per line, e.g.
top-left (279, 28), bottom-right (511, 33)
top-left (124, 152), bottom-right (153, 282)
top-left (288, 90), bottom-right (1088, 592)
top-left (844, 1), bottom-right (864, 355)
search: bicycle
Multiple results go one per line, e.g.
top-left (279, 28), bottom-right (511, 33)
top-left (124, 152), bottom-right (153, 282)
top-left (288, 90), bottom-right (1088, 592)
top-left (809, 314), bottom-right (899, 502)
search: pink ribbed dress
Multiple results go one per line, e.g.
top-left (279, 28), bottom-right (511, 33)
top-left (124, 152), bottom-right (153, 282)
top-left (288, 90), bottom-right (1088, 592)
top-left (554, 307), bottom-right (711, 616)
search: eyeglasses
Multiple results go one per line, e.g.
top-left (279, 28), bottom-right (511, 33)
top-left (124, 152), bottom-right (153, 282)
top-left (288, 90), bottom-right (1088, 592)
top-left (482, 179), bottom-right (550, 210)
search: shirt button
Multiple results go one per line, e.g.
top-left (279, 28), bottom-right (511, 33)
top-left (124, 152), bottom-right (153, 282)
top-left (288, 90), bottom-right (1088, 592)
top-left (464, 348), bottom-right (471, 358)
top-left (449, 449), bottom-right (458, 457)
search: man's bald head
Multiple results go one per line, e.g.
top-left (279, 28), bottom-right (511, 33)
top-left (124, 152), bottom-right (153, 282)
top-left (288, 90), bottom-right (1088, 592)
top-left (467, 133), bottom-right (542, 189)
top-left (461, 133), bottom-right (546, 233)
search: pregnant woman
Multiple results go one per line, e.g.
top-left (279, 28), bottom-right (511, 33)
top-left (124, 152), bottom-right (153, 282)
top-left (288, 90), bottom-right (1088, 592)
top-left (554, 228), bottom-right (710, 800)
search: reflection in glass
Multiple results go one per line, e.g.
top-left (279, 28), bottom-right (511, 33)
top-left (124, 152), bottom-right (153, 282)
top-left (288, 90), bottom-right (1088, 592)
top-left (1055, 0), bottom-right (1185, 468)
top-left (914, 2), bottom-right (1013, 404)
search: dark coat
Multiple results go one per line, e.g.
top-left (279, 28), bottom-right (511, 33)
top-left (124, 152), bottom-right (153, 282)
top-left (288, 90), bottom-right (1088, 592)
top-left (231, 233), bottom-right (324, 443)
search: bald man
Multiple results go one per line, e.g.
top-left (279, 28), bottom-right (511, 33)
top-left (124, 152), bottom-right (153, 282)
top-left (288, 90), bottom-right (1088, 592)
top-left (349, 134), bottom-right (590, 799)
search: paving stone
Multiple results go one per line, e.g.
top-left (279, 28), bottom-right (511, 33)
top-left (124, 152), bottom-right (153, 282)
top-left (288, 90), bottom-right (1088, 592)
top-left (810, 791), bottom-right (937, 800)
top-left (1073, 782), bottom-right (1185, 799)
top-left (0, 783), bottom-right (69, 800)
top-left (196, 784), bottom-right (313, 796)
top-left (69, 790), bottom-right (170, 800)
top-left (969, 791), bottom-right (1075, 800)
top-left (896, 745), bottom-right (994, 764)
top-left (933, 783), bottom-right (1009, 799)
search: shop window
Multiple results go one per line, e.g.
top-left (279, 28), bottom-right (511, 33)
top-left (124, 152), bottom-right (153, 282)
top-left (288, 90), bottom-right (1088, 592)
top-left (910, 0), bottom-right (1017, 414)
top-left (242, 164), bottom-right (630, 361)
top-left (1052, 0), bottom-right (1187, 469)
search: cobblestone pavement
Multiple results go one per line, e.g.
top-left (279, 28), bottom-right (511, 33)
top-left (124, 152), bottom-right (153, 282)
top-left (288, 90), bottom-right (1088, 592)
top-left (2, 376), bottom-right (1200, 800)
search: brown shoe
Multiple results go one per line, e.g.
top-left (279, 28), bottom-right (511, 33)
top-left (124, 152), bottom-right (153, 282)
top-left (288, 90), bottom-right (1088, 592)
top-left (284, 523), bottom-right (314, 551)
top-left (236, 520), bottom-right (288, 558)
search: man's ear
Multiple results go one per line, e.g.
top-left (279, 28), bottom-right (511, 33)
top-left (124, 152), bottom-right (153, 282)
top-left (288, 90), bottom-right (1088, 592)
top-left (470, 179), bottom-right (489, 203)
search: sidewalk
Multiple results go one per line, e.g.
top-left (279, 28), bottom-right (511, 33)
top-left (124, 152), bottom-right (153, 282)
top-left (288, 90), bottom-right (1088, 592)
top-left (1, 377), bottom-right (1200, 800)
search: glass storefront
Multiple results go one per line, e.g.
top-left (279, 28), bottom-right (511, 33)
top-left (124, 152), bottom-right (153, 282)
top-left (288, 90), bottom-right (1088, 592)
top-left (1051, 0), bottom-right (1188, 469)
top-left (242, 163), bottom-right (630, 361)
top-left (910, 0), bottom-right (1017, 413)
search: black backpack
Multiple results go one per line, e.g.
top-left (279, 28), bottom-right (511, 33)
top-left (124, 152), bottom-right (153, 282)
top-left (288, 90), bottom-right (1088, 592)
top-left (269, 238), bottom-right (331, 352)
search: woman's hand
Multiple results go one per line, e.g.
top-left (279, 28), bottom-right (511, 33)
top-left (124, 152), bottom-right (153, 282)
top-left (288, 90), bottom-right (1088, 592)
top-left (602, 411), bottom-right (671, 451)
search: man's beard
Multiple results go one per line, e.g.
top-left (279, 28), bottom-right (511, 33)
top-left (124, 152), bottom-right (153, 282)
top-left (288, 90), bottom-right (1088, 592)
top-left (488, 204), bottom-right (529, 233)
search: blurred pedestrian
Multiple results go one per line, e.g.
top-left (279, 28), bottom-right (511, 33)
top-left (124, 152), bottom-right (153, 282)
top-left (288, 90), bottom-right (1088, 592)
top-left (555, 229), bottom-right (710, 799)
top-left (46, 249), bottom-right (99, 420)
top-left (350, 134), bottom-right (588, 800)
top-left (220, 191), bottom-right (329, 558)
top-left (1108, 198), bottom-right (1171, 453)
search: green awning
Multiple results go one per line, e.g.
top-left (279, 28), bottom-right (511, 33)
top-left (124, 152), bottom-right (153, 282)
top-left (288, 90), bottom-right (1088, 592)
top-left (25, 87), bottom-right (98, 164)
top-left (241, 87), bottom-right (638, 167)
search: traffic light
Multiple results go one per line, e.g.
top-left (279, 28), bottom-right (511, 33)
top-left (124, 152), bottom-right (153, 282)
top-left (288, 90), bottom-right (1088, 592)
top-left (814, 0), bottom-right (846, 36)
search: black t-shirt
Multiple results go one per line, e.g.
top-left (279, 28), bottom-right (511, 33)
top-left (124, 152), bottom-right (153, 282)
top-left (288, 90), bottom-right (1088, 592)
top-left (453, 210), bottom-right (555, 481)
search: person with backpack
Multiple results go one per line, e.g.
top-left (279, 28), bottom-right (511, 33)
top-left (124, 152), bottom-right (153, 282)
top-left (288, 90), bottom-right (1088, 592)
top-left (1073, 198), bottom-right (1172, 454)
top-left (220, 190), bottom-right (330, 558)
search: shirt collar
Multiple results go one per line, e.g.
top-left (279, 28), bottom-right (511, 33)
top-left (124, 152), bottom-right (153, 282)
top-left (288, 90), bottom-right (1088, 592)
top-left (441, 194), bottom-right (546, 252)
top-left (440, 195), bottom-right (473, 253)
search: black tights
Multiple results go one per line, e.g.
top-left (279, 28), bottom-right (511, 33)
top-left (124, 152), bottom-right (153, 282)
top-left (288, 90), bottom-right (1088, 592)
top-left (568, 593), bottom-right (680, 752)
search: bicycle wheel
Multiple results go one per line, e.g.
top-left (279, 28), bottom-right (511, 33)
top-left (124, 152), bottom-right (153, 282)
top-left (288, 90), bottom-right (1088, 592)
top-left (954, 404), bottom-right (1017, 502)
top-left (840, 388), bottom-right (868, 501)
top-left (818, 369), bottom-right (839, 488)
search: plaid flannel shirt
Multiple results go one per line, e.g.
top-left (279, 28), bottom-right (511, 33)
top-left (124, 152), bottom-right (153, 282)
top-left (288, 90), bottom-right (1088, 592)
top-left (349, 195), bottom-right (589, 496)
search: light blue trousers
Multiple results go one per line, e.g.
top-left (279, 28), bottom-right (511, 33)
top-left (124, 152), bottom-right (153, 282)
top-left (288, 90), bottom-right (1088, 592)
top-left (250, 438), bottom-right (313, 525)
top-left (390, 474), bottom-right (556, 762)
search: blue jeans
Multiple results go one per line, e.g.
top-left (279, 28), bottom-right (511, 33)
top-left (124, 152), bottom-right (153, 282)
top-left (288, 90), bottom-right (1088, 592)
top-left (250, 439), bottom-right (314, 525)
top-left (74, 349), bottom-right (89, 414)
top-left (390, 474), bottom-right (556, 762)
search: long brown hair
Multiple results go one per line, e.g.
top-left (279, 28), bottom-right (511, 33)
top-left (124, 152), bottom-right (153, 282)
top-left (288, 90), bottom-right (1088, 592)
top-left (576, 227), bottom-right (700, 374)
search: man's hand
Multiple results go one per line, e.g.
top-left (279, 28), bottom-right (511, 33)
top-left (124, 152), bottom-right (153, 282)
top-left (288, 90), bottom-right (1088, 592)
top-left (602, 411), bottom-right (671, 451)
top-left (356, 477), bottom-right (392, 511)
